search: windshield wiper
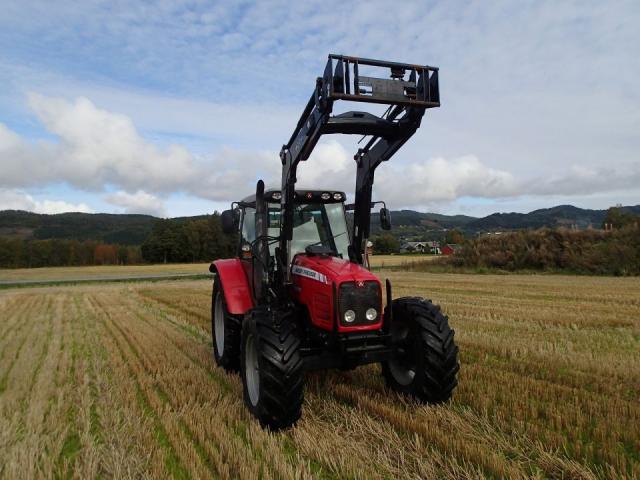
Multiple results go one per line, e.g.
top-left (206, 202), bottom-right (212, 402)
top-left (306, 231), bottom-right (347, 254)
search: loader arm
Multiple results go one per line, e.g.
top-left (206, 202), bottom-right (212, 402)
top-left (278, 55), bottom-right (440, 277)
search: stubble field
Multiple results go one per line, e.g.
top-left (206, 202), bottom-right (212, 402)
top-left (0, 255), bottom-right (419, 285)
top-left (0, 272), bottom-right (638, 479)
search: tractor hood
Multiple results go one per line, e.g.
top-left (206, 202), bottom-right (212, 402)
top-left (292, 254), bottom-right (379, 285)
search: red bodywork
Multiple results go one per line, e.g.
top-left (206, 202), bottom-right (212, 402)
top-left (291, 255), bottom-right (383, 333)
top-left (212, 259), bottom-right (254, 314)
top-left (213, 255), bottom-right (383, 332)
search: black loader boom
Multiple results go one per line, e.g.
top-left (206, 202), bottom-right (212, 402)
top-left (278, 54), bottom-right (440, 280)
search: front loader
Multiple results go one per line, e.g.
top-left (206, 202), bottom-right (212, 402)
top-left (210, 54), bottom-right (459, 430)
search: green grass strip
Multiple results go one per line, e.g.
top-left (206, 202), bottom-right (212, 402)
top-left (0, 274), bottom-right (212, 290)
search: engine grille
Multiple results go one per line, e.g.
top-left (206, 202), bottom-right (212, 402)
top-left (338, 281), bottom-right (381, 326)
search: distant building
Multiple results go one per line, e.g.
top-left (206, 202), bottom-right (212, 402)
top-left (442, 244), bottom-right (461, 255)
top-left (400, 241), bottom-right (441, 254)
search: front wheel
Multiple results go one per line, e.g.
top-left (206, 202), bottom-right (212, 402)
top-left (382, 297), bottom-right (459, 403)
top-left (241, 306), bottom-right (304, 430)
top-left (211, 281), bottom-right (241, 372)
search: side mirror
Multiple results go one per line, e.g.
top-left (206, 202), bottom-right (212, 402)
top-left (221, 209), bottom-right (238, 234)
top-left (380, 207), bottom-right (391, 230)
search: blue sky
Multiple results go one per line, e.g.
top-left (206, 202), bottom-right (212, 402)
top-left (1, 0), bottom-right (638, 217)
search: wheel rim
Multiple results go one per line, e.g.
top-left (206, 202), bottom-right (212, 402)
top-left (214, 292), bottom-right (225, 355)
top-left (245, 333), bottom-right (260, 406)
top-left (388, 323), bottom-right (416, 386)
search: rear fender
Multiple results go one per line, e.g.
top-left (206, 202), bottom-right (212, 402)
top-left (211, 259), bottom-right (254, 315)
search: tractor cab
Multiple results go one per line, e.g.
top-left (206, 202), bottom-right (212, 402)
top-left (224, 188), bottom-right (391, 267)
top-left (235, 189), bottom-right (350, 262)
top-left (224, 188), bottom-right (386, 335)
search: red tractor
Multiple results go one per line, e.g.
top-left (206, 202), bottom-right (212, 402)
top-left (211, 55), bottom-right (459, 429)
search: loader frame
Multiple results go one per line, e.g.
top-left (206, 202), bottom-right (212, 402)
top-left (262, 55), bottom-right (441, 301)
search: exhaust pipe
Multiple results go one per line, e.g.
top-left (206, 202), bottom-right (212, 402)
top-left (253, 180), bottom-right (268, 302)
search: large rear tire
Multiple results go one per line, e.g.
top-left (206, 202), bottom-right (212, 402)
top-left (382, 297), bottom-right (459, 403)
top-left (211, 281), bottom-right (241, 372)
top-left (241, 306), bottom-right (304, 430)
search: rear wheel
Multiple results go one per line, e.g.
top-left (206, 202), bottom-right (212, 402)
top-left (382, 297), bottom-right (459, 403)
top-left (241, 306), bottom-right (304, 430)
top-left (211, 281), bottom-right (241, 372)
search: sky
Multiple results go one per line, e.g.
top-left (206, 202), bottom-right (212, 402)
top-left (0, 0), bottom-right (638, 218)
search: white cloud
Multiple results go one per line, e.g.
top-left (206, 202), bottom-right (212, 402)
top-left (376, 155), bottom-right (518, 207)
top-left (263, 140), bottom-right (520, 208)
top-left (28, 93), bottom-right (197, 192)
top-left (295, 141), bottom-right (354, 191)
top-left (1, 94), bottom-right (282, 202)
top-left (105, 190), bottom-right (166, 217)
top-left (1, 93), bottom-right (638, 216)
top-left (0, 188), bottom-right (93, 214)
top-left (524, 163), bottom-right (640, 197)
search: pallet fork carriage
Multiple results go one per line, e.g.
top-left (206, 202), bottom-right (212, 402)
top-left (279, 55), bottom-right (440, 275)
top-left (211, 54), bottom-right (458, 430)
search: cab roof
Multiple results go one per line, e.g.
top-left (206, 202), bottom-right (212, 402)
top-left (240, 189), bottom-right (346, 205)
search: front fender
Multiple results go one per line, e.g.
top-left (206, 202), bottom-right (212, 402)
top-left (211, 259), bottom-right (254, 315)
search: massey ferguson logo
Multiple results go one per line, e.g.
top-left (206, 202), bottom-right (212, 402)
top-left (356, 280), bottom-right (365, 288)
top-left (291, 265), bottom-right (328, 284)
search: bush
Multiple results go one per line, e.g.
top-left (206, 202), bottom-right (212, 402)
top-left (450, 226), bottom-right (640, 275)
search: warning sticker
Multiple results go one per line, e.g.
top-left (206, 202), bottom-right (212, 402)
top-left (291, 265), bottom-right (328, 284)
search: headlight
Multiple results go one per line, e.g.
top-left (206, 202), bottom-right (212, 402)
top-left (365, 308), bottom-right (377, 321)
top-left (344, 310), bottom-right (356, 323)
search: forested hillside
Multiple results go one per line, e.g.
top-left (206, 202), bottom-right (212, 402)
top-left (0, 210), bottom-right (157, 244)
top-left (0, 213), bottom-right (232, 268)
top-left (1, 204), bottom-right (639, 268)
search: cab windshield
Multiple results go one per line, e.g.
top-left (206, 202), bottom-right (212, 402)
top-left (267, 203), bottom-right (350, 260)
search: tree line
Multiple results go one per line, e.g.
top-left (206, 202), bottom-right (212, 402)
top-left (1, 206), bottom-right (637, 271)
top-left (140, 214), bottom-right (235, 263)
top-left (0, 214), bottom-right (235, 268)
top-left (395, 207), bottom-right (640, 276)
top-left (0, 238), bottom-right (143, 268)
top-left (450, 222), bottom-right (639, 275)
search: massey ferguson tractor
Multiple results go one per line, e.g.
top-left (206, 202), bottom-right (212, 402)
top-left (210, 54), bottom-right (459, 429)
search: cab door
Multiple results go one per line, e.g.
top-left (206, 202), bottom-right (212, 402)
top-left (239, 207), bottom-right (256, 299)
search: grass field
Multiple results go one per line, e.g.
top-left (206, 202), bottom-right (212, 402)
top-left (0, 256), bottom-right (422, 284)
top-left (0, 263), bottom-right (212, 283)
top-left (0, 272), bottom-right (638, 478)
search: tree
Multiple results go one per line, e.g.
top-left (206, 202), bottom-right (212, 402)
top-left (446, 229), bottom-right (465, 245)
top-left (373, 234), bottom-right (400, 254)
top-left (602, 207), bottom-right (638, 230)
top-left (140, 214), bottom-right (235, 264)
top-left (94, 244), bottom-right (117, 265)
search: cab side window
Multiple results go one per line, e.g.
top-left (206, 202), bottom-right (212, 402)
top-left (241, 208), bottom-right (256, 245)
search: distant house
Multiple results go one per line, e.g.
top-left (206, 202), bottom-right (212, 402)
top-left (400, 241), bottom-right (425, 253)
top-left (400, 241), bottom-right (440, 254)
top-left (442, 244), bottom-right (461, 255)
top-left (426, 241), bottom-right (441, 255)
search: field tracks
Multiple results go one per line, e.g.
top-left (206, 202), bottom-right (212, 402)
top-left (0, 273), bottom-right (638, 479)
top-left (90, 290), bottom-right (316, 479)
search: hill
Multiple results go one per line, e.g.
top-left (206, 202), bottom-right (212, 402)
top-left (466, 205), bottom-right (640, 231)
top-left (0, 210), bottom-right (157, 245)
top-left (2, 204), bottom-right (639, 244)
top-left (0, 210), bottom-right (212, 245)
